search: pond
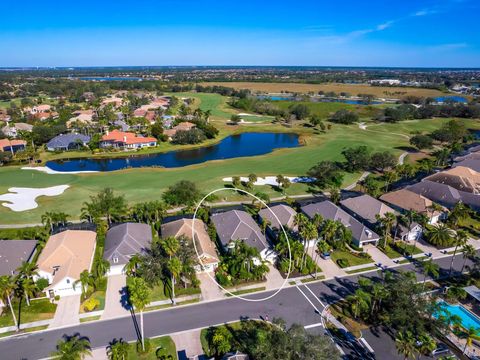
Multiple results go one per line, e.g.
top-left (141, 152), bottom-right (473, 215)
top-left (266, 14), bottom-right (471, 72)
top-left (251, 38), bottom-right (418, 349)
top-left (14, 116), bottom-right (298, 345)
top-left (256, 95), bottom-right (382, 105)
top-left (46, 132), bottom-right (300, 172)
top-left (434, 96), bottom-right (468, 103)
top-left (74, 77), bottom-right (144, 81)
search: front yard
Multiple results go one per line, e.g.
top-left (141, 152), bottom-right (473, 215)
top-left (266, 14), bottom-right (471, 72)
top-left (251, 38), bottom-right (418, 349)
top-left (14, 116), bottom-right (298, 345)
top-left (330, 250), bottom-right (374, 268)
top-left (127, 336), bottom-right (176, 360)
top-left (0, 298), bottom-right (57, 328)
top-left (381, 242), bottom-right (424, 259)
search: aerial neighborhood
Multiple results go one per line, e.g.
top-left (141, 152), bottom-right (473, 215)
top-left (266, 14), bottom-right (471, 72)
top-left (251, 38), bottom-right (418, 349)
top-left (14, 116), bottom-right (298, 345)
top-left (0, 66), bottom-right (480, 359)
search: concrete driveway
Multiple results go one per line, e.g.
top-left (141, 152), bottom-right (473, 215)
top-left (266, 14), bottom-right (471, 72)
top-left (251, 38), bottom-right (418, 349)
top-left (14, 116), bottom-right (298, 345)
top-left (171, 329), bottom-right (204, 360)
top-left (49, 294), bottom-right (81, 328)
top-left (101, 274), bottom-right (130, 320)
top-left (198, 272), bottom-right (224, 301)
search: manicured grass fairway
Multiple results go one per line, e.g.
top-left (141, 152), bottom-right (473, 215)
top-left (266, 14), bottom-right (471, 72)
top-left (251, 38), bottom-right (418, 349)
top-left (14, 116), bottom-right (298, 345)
top-left (1, 118), bottom-right (479, 225)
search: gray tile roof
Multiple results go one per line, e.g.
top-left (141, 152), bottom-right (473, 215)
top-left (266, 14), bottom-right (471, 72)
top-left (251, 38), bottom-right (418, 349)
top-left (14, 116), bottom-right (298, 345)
top-left (46, 133), bottom-right (90, 150)
top-left (0, 240), bottom-right (37, 276)
top-left (104, 223), bottom-right (152, 266)
top-left (258, 204), bottom-right (297, 230)
top-left (340, 194), bottom-right (396, 225)
top-left (211, 210), bottom-right (268, 252)
top-left (301, 201), bottom-right (380, 245)
top-left (454, 158), bottom-right (480, 173)
top-left (407, 180), bottom-right (480, 211)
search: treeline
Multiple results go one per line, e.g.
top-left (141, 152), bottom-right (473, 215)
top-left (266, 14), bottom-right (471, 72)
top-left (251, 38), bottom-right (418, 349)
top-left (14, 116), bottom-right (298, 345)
top-left (378, 102), bottom-right (480, 122)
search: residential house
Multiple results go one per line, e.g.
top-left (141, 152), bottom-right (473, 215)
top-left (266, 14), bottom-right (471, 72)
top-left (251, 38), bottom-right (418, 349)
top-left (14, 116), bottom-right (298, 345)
top-left (161, 218), bottom-right (219, 272)
top-left (101, 97), bottom-right (123, 108)
top-left (301, 200), bottom-right (380, 248)
top-left (257, 204), bottom-right (302, 243)
top-left (100, 130), bottom-right (157, 149)
top-left (425, 166), bottom-right (480, 194)
top-left (407, 179), bottom-right (480, 211)
top-left (211, 210), bottom-right (276, 263)
top-left (380, 188), bottom-right (445, 225)
top-left (29, 104), bottom-right (51, 114)
top-left (0, 240), bottom-right (37, 276)
top-left (46, 133), bottom-right (91, 151)
top-left (2, 122), bottom-right (33, 138)
top-left (340, 194), bottom-right (422, 242)
top-left (163, 122), bottom-right (196, 140)
top-left (104, 223), bottom-right (152, 276)
top-left (0, 139), bottom-right (27, 153)
top-left (66, 113), bottom-right (96, 129)
top-left (35, 230), bottom-right (96, 298)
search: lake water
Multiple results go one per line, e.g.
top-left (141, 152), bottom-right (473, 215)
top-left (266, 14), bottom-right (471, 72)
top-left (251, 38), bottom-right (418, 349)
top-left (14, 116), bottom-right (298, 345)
top-left (256, 95), bottom-right (382, 105)
top-left (46, 132), bottom-right (300, 172)
top-left (434, 96), bottom-right (468, 103)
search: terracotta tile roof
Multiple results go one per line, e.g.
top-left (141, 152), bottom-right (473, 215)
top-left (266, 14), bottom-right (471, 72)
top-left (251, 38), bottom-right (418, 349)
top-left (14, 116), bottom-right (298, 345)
top-left (161, 219), bottom-right (219, 265)
top-left (102, 129), bottom-right (156, 145)
top-left (37, 230), bottom-right (96, 287)
top-left (0, 139), bottom-right (26, 151)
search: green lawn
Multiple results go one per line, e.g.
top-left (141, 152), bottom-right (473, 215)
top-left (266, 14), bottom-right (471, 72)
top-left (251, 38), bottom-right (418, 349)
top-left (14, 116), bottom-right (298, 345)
top-left (127, 336), bottom-right (176, 360)
top-left (0, 298), bottom-right (57, 328)
top-left (225, 287), bottom-right (266, 297)
top-left (330, 250), bottom-right (374, 268)
top-left (275, 100), bottom-right (384, 119)
top-left (149, 282), bottom-right (200, 303)
top-left (1, 118), bottom-right (479, 225)
top-left (79, 290), bottom-right (106, 313)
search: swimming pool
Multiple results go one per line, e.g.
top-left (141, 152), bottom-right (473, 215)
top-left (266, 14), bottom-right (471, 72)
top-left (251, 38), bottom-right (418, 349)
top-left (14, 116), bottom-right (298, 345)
top-left (437, 301), bottom-right (480, 331)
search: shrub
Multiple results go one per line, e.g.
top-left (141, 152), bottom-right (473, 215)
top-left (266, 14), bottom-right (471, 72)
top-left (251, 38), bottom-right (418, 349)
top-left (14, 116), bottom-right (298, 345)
top-left (330, 110), bottom-right (359, 124)
top-left (54, 295), bottom-right (60, 301)
top-left (337, 258), bottom-right (350, 268)
top-left (83, 297), bottom-right (100, 312)
top-left (36, 277), bottom-right (49, 291)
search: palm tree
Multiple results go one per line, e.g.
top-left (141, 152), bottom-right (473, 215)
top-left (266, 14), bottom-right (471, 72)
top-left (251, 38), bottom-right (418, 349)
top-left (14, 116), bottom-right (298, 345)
top-left (462, 327), bottom-right (479, 355)
top-left (376, 212), bottom-right (396, 247)
top-left (449, 230), bottom-right (468, 276)
top-left (312, 214), bottom-right (323, 229)
top-left (41, 211), bottom-right (55, 232)
top-left (346, 289), bottom-right (371, 319)
top-left (123, 254), bottom-right (141, 276)
top-left (18, 277), bottom-right (37, 306)
top-left (421, 260), bottom-right (439, 290)
top-left (417, 333), bottom-right (436, 357)
top-left (461, 244), bottom-right (476, 272)
top-left (51, 333), bottom-right (92, 360)
top-left (0, 275), bottom-right (18, 328)
top-left (426, 223), bottom-right (454, 247)
top-left (107, 338), bottom-right (129, 360)
top-left (95, 259), bottom-right (111, 278)
top-left (426, 202), bottom-right (443, 224)
top-left (74, 270), bottom-right (92, 297)
top-left (299, 221), bottom-right (318, 269)
top-left (127, 277), bottom-right (151, 351)
top-left (395, 331), bottom-right (416, 360)
top-left (167, 257), bottom-right (182, 304)
top-left (161, 236), bottom-right (179, 260)
top-left (16, 261), bottom-right (38, 280)
top-left (449, 202), bottom-right (470, 229)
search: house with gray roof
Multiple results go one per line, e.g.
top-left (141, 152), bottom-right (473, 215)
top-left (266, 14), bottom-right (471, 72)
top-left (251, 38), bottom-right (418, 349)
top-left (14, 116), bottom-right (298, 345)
top-left (46, 133), bottom-right (91, 151)
top-left (407, 179), bottom-right (480, 211)
top-left (258, 204), bottom-right (297, 231)
top-left (301, 200), bottom-right (380, 248)
top-left (211, 210), bottom-right (276, 263)
top-left (104, 223), bottom-right (152, 275)
top-left (454, 158), bottom-right (480, 173)
top-left (0, 240), bottom-right (37, 276)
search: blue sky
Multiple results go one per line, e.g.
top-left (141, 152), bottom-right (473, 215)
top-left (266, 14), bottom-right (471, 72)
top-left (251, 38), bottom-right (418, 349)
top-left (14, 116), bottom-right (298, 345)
top-left (1, 0), bottom-right (479, 67)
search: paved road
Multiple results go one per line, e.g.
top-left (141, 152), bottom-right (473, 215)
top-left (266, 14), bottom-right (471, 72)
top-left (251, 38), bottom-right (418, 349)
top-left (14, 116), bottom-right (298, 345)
top-left (0, 252), bottom-right (476, 360)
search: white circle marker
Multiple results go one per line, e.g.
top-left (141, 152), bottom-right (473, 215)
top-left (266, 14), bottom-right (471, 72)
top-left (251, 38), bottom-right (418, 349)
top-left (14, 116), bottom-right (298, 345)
top-left (192, 187), bottom-right (292, 302)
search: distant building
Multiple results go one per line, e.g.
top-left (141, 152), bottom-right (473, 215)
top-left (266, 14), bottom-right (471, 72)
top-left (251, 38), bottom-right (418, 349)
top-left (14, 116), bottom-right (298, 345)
top-left (100, 129), bottom-right (157, 149)
top-left (0, 139), bottom-right (27, 153)
top-left (163, 122), bottom-right (196, 140)
top-left (2, 122), bottom-right (33, 138)
top-left (46, 133), bottom-right (91, 151)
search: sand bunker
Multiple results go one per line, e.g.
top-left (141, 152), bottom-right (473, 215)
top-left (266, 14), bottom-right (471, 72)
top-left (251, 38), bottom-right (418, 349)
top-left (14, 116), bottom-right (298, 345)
top-left (222, 176), bottom-right (314, 186)
top-left (0, 185), bottom-right (70, 212)
top-left (22, 166), bottom-right (98, 174)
